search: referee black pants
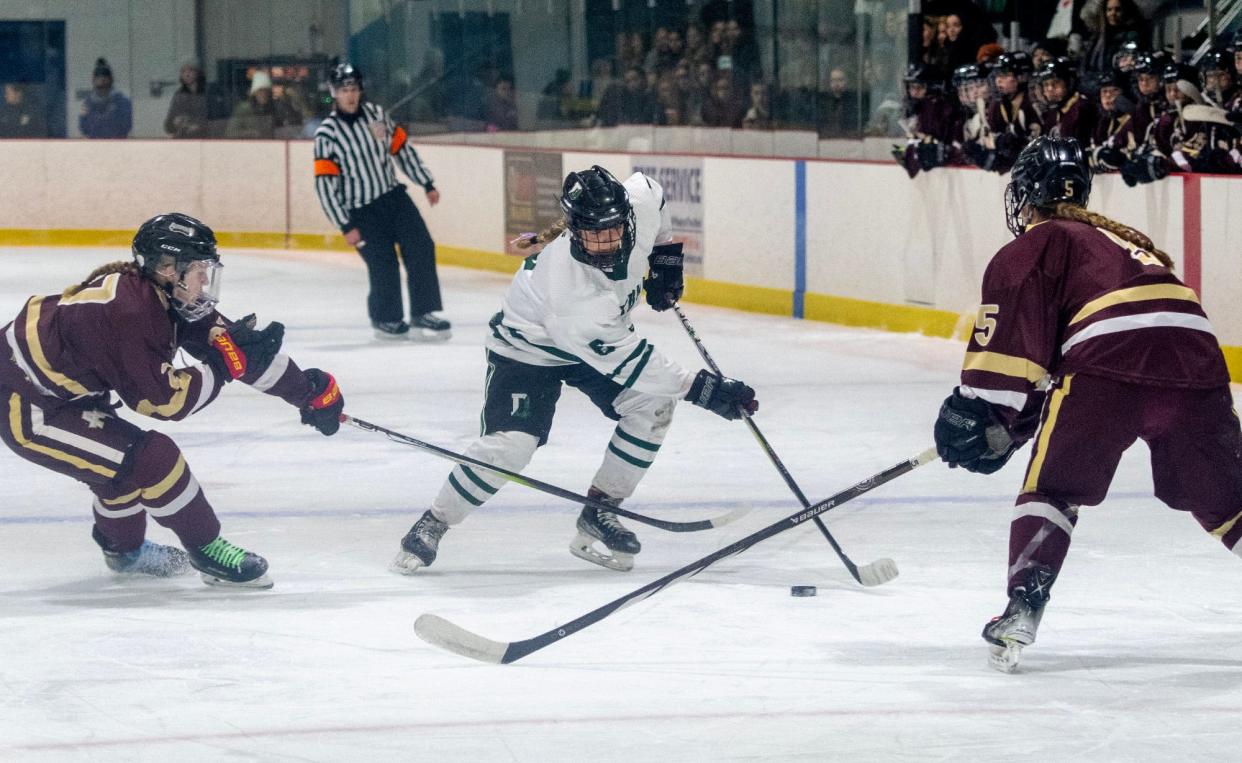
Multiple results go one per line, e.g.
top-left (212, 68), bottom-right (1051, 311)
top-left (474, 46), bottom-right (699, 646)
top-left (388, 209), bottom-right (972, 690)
top-left (350, 186), bottom-right (443, 323)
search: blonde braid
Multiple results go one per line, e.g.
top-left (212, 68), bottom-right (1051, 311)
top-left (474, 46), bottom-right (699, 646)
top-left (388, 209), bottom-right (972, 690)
top-left (62, 261), bottom-right (140, 298)
top-left (1049, 202), bottom-right (1174, 269)
top-left (513, 219), bottom-right (568, 251)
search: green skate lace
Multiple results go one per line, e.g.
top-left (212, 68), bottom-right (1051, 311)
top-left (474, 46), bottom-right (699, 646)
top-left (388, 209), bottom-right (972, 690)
top-left (199, 537), bottom-right (246, 570)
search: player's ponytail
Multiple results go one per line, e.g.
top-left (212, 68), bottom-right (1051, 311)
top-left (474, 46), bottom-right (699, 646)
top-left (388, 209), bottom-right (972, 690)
top-left (1049, 202), bottom-right (1174, 269)
top-left (513, 219), bottom-right (568, 251)
top-left (63, 261), bottom-right (140, 298)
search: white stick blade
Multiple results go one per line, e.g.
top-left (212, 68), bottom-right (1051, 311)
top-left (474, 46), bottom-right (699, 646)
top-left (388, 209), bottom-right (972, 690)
top-left (709, 505), bottom-right (752, 528)
top-left (414, 614), bottom-right (508, 664)
top-left (856, 558), bottom-right (899, 587)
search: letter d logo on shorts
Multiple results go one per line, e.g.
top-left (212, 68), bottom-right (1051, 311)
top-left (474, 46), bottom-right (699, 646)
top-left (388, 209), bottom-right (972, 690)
top-left (511, 393), bottom-right (530, 418)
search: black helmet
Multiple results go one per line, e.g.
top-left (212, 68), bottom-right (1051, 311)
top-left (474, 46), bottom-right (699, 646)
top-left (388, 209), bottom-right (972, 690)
top-left (328, 62), bottom-right (363, 91)
top-left (1162, 62), bottom-right (1199, 85)
top-left (1230, 30), bottom-right (1242, 53)
top-left (1112, 40), bottom-right (1146, 71)
top-left (1035, 57), bottom-right (1077, 87)
top-left (559, 166), bottom-right (635, 278)
top-left (1097, 68), bottom-right (1129, 93)
top-left (1132, 50), bottom-right (1169, 77)
top-left (993, 51), bottom-right (1034, 77)
top-left (1198, 47), bottom-right (1233, 75)
top-left (952, 62), bottom-right (989, 88)
top-left (903, 62), bottom-right (939, 86)
top-left (132, 212), bottom-right (222, 321)
top-left (1003, 137), bottom-right (1092, 237)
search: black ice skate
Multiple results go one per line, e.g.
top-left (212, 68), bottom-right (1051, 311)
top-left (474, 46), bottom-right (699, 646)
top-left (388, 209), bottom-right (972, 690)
top-left (92, 526), bottom-right (192, 577)
top-left (409, 313), bottom-right (452, 342)
top-left (372, 320), bottom-right (411, 341)
top-left (570, 493), bottom-right (640, 572)
top-left (392, 510), bottom-right (450, 574)
top-left (187, 536), bottom-right (272, 589)
top-left (982, 564), bottom-right (1055, 673)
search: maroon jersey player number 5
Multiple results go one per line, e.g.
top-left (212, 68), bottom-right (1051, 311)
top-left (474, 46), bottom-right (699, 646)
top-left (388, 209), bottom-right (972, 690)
top-left (931, 136), bottom-right (1240, 673)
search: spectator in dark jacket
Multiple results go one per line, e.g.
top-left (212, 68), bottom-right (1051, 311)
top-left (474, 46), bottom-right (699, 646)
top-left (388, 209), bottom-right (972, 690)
top-left (0, 82), bottom-right (46, 137)
top-left (596, 67), bottom-right (661, 126)
top-left (818, 67), bottom-right (862, 137)
top-left (79, 58), bottom-right (132, 138)
top-left (701, 75), bottom-right (744, 127)
top-left (164, 62), bottom-right (209, 138)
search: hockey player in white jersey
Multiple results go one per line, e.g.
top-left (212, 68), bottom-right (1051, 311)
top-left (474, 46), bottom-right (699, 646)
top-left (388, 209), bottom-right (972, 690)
top-left (392, 165), bottom-right (758, 573)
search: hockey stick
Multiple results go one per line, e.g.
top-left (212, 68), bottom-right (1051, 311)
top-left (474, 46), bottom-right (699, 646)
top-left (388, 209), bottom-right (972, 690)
top-left (342, 415), bottom-right (748, 533)
top-left (415, 446), bottom-right (938, 663)
top-left (671, 305), bottom-right (898, 586)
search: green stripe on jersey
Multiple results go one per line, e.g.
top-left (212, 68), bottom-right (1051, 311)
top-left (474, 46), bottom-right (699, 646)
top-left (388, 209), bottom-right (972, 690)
top-left (460, 465), bottom-right (500, 495)
top-left (608, 339), bottom-right (648, 380)
top-left (621, 345), bottom-right (655, 389)
top-left (507, 327), bottom-right (580, 362)
top-left (448, 473), bottom-right (485, 506)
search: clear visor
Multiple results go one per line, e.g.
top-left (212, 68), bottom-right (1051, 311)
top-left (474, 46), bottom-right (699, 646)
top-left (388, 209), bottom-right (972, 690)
top-left (171, 259), bottom-right (223, 322)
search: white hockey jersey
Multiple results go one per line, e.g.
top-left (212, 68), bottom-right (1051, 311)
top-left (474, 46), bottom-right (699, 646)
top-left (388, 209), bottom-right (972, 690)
top-left (486, 172), bottom-right (696, 399)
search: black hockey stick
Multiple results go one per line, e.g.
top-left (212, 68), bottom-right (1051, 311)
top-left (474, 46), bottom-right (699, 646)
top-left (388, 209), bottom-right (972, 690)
top-left (342, 415), bottom-right (748, 533)
top-left (671, 305), bottom-right (898, 586)
top-left (415, 446), bottom-right (938, 663)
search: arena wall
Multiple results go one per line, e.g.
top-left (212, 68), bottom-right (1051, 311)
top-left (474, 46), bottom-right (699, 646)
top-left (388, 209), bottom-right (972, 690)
top-left (0, 138), bottom-right (1237, 378)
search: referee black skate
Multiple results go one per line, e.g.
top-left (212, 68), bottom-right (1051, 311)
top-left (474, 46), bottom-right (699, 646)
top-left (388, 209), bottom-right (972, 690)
top-left (313, 62), bottom-right (450, 341)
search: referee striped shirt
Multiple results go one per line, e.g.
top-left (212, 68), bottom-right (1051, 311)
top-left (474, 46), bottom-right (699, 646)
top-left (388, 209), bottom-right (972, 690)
top-left (313, 101), bottom-right (435, 230)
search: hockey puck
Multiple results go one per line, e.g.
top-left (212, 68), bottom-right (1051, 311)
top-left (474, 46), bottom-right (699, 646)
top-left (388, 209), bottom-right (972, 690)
top-left (790, 585), bottom-right (817, 597)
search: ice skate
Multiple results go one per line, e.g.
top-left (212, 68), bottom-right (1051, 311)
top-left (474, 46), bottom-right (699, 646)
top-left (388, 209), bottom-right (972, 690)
top-left (93, 526), bottom-right (192, 577)
top-left (982, 564), bottom-right (1054, 673)
top-left (409, 313), bottom-right (451, 342)
top-left (392, 510), bottom-right (450, 574)
top-left (187, 536), bottom-right (272, 589)
top-left (570, 495), bottom-right (640, 572)
top-left (372, 320), bottom-right (411, 341)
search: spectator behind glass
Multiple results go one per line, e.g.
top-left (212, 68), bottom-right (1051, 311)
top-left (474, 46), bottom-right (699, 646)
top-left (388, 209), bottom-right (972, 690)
top-left (0, 82), bottom-right (46, 137)
top-left (701, 75), bottom-right (743, 127)
top-left (741, 82), bottom-right (773, 129)
top-left (655, 74), bottom-right (685, 125)
top-left (484, 77), bottom-right (519, 131)
top-left (164, 62), bottom-right (208, 138)
top-left (227, 70), bottom-right (276, 139)
top-left (1081, 0), bottom-right (1148, 73)
top-left (79, 58), bottom-right (132, 138)
top-left (595, 66), bottom-right (660, 126)
top-left (819, 66), bottom-right (861, 137)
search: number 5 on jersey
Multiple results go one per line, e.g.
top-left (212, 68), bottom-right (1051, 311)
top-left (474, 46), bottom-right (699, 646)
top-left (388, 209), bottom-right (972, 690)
top-left (974, 304), bottom-right (1000, 346)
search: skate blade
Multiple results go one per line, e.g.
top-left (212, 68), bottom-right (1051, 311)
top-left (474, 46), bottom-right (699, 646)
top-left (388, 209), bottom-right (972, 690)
top-left (569, 536), bottom-right (634, 572)
top-left (199, 571), bottom-right (273, 590)
top-left (390, 550), bottom-right (430, 575)
top-left (408, 329), bottom-right (451, 343)
top-left (373, 331), bottom-right (410, 341)
top-left (988, 642), bottom-right (1024, 673)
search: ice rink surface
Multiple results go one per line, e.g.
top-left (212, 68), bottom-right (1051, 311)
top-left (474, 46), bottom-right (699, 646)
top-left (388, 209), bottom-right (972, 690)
top-left (3, 246), bottom-right (1242, 761)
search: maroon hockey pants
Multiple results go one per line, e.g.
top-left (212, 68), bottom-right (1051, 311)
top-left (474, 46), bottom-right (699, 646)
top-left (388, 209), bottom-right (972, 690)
top-left (1007, 373), bottom-right (1242, 592)
top-left (1, 389), bottom-right (221, 552)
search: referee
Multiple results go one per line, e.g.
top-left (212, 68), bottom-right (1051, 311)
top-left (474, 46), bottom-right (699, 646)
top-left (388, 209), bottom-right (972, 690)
top-left (313, 63), bottom-right (450, 341)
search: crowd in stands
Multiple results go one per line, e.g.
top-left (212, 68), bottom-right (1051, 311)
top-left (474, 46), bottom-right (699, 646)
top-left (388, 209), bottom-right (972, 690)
top-left (898, 2), bottom-right (1242, 183)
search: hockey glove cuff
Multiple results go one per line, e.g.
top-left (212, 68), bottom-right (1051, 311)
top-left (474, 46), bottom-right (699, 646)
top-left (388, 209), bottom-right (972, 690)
top-left (686, 369), bottom-right (758, 420)
top-left (644, 242), bottom-right (685, 312)
top-left (300, 368), bottom-right (344, 436)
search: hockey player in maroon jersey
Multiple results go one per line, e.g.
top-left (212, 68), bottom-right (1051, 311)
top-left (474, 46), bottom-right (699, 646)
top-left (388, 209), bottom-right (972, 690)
top-left (1088, 69), bottom-right (1134, 172)
top-left (1127, 51), bottom-right (1168, 143)
top-left (932, 137), bottom-right (1239, 673)
top-left (0, 213), bottom-right (345, 588)
top-left (968, 52), bottom-right (1041, 173)
top-left (1035, 57), bottom-right (1099, 146)
top-left (893, 63), bottom-right (958, 178)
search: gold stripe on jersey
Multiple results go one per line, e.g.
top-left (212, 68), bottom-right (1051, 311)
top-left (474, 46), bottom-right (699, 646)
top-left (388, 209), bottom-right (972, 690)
top-left (136, 365), bottom-right (193, 419)
top-left (1068, 284), bottom-right (1200, 327)
top-left (7, 393), bottom-right (117, 478)
top-left (142, 454), bottom-right (187, 501)
top-left (24, 297), bottom-right (90, 396)
top-left (59, 273), bottom-right (121, 306)
top-left (1023, 374), bottom-right (1073, 494)
top-left (102, 487), bottom-right (142, 506)
top-left (1210, 507), bottom-right (1242, 540)
top-left (962, 351), bottom-right (1048, 383)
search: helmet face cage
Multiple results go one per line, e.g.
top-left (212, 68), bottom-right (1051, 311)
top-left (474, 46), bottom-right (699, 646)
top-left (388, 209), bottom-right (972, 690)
top-left (132, 213), bottom-right (223, 321)
top-left (560, 166), bottom-right (635, 277)
top-left (1004, 137), bottom-right (1092, 238)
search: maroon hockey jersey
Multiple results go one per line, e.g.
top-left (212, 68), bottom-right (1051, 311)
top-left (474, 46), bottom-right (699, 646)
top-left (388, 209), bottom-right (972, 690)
top-left (1041, 93), bottom-right (1099, 146)
top-left (959, 218), bottom-right (1228, 430)
top-left (0, 271), bottom-right (311, 419)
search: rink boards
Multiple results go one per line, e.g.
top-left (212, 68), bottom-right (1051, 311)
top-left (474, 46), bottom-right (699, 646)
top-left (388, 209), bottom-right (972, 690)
top-left (0, 138), bottom-right (1237, 377)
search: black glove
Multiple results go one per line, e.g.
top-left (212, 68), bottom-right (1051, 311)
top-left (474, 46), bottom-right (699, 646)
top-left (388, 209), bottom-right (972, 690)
top-left (204, 315), bottom-right (285, 383)
top-left (1120, 151), bottom-right (1170, 187)
top-left (1093, 145), bottom-right (1127, 171)
top-left (300, 368), bottom-right (344, 436)
top-left (643, 242), bottom-right (685, 312)
top-left (934, 389), bottom-right (1018, 475)
top-left (917, 140), bottom-right (947, 171)
top-left (1226, 110), bottom-right (1242, 125)
top-left (686, 369), bottom-right (758, 420)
